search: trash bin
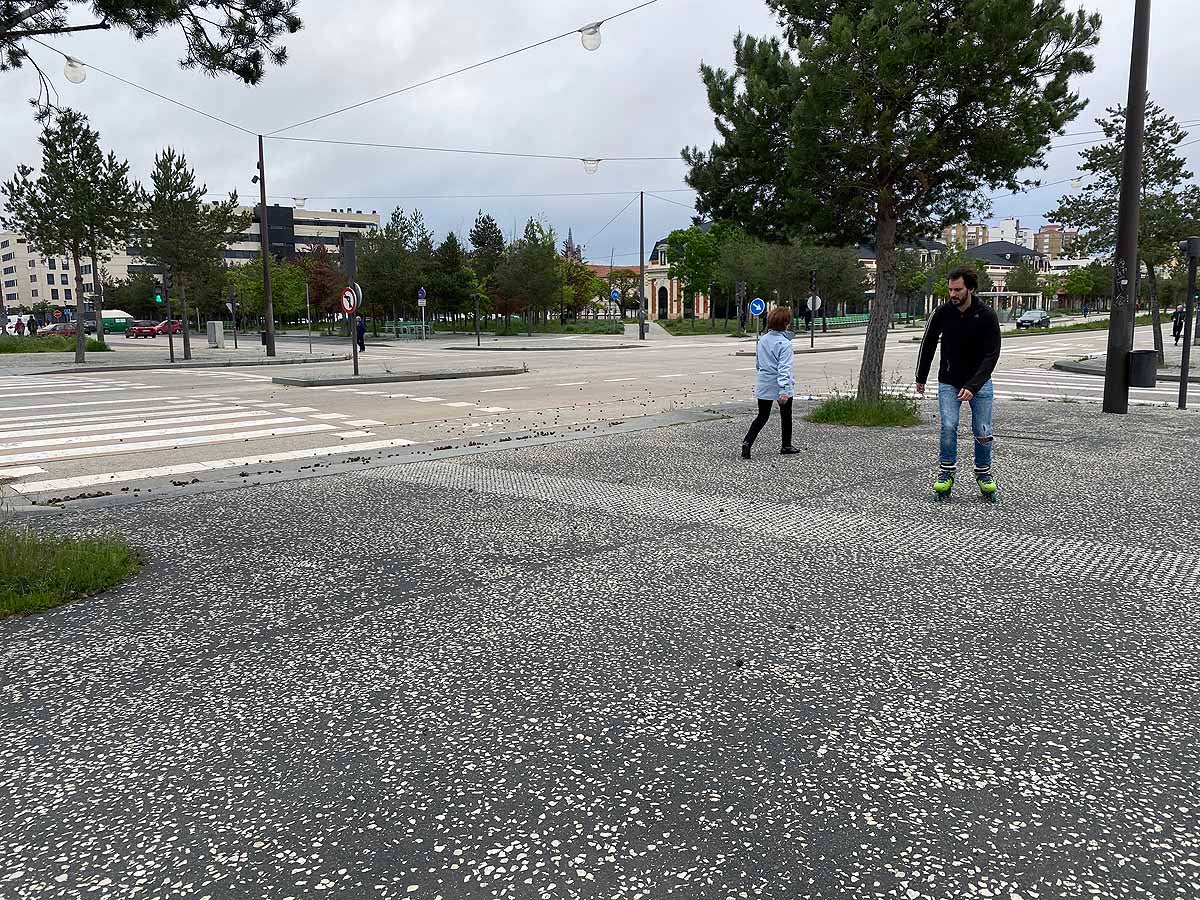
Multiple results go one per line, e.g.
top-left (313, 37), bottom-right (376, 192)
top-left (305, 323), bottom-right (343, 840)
top-left (1128, 349), bottom-right (1157, 388)
top-left (260, 330), bottom-right (267, 347)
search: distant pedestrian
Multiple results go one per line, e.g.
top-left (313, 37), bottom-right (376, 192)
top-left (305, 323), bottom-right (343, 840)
top-left (1174, 306), bottom-right (1186, 345)
top-left (355, 316), bottom-right (366, 352)
top-left (27, 316), bottom-right (37, 336)
top-left (916, 266), bottom-right (1001, 502)
top-left (14, 318), bottom-right (25, 336)
top-left (1081, 303), bottom-right (1089, 319)
top-left (742, 306), bottom-right (799, 459)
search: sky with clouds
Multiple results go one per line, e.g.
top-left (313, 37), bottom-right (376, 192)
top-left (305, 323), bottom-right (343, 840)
top-left (1, 0), bottom-right (1197, 264)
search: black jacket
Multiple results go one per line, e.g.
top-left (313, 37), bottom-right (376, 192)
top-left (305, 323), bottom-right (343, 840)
top-left (916, 299), bottom-right (1002, 394)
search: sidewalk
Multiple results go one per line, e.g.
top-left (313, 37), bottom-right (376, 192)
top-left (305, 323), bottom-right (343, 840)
top-left (1055, 344), bottom-right (1200, 383)
top-left (0, 341), bottom-right (345, 376)
top-left (2, 401), bottom-right (1198, 898)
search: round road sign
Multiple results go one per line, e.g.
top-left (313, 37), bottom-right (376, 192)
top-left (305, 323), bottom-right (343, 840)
top-left (53, 308), bottom-right (63, 320)
top-left (807, 295), bottom-right (822, 312)
top-left (610, 288), bottom-right (621, 302)
top-left (340, 287), bottom-right (358, 314)
top-left (748, 297), bottom-right (766, 316)
top-left (417, 287), bottom-right (427, 300)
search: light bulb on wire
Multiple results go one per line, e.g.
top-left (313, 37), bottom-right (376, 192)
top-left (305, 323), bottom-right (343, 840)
top-left (582, 159), bottom-right (601, 175)
top-left (580, 23), bottom-right (602, 51)
top-left (63, 57), bottom-right (86, 84)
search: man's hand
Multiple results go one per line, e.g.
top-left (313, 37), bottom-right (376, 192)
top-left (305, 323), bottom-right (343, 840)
top-left (778, 394), bottom-right (790, 407)
top-left (915, 382), bottom-right (925, 396)
top-left (957, 387), bottom-right (975, 401)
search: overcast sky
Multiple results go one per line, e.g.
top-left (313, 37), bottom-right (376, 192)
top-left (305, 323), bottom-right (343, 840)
top-left (2, 0), bottom-right (1197, 262)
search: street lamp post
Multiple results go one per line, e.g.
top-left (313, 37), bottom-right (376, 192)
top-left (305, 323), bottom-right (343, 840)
top-left (1179, 237), bottom-right (1199, 409)
top-left (256, 135), bottom-right (277, 357)
top-left (1103, 0), bottom-right (1152, 414)
top-left (638, 190), bottom-right (646, 340)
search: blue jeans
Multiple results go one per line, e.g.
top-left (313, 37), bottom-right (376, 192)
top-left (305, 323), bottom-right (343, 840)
top-left (937, 381), bottom-right (994, 472)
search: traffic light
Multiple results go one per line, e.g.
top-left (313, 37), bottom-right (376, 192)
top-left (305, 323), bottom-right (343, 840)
top-left (154, 290), bottom-right (164, 305)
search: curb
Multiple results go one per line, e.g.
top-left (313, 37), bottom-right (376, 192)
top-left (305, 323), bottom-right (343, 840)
top-left (271, 366), bottom-right (525, 387)
top-left (1053, 358), bottom-right (1200, 384)
top-left (21, 353), bottom-right (349, 376)
top-left (735, 345), bottom-right (857, 357)
top-left (445, 344), bottom-right (641, 352)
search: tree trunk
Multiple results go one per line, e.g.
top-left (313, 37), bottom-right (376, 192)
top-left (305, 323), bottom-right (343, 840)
top-left (180, 278), bottom-right (193, 360)
top-left (1146, 263), bottom-right (1164, 364)
top-left (89, 242), bottom-right (105, 347)
top-left (71, 247), bottom-right (86, 363)
top-left (856, 212), bottom-right (898, 400)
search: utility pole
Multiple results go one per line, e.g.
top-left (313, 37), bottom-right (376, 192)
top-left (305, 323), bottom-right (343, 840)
top-left (257, 135), bottom-right (277, 357)
top-left (638, 190), bottom-right (646, 341)
top-left (1179, 237), bottom-right (1199, 409)
top-left (1103, 0), bottom-right (1151, 414)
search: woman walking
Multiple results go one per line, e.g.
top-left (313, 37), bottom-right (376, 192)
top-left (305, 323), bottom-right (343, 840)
top-left (742, 305), bottom-right (800, 458)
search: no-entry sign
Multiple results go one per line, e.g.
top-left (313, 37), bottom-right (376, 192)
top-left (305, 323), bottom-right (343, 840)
top-left (340, 287), bottom-right (358, 314)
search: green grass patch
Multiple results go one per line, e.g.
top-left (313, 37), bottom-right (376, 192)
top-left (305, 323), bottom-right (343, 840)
top-left (0, 527), bottom-right (140, 618)
top-left (661, 318), bottom-right (747, 337)
top-left (492, 321), bottom-right (624, 336)
top-left (0, 335), bottom-right (111, 354)
top-left (806, 393), bottom-right (923, 427)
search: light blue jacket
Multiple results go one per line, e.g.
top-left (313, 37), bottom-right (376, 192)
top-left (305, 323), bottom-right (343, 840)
top-left (754, 329), bottom-right (794, 400)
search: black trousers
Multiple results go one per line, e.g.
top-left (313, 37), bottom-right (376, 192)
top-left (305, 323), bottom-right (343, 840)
top-left (744, 398), bottom-right (792, 448)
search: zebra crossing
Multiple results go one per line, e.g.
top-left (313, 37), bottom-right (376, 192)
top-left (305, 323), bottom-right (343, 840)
top-left (989, 367), bottom-right (1181, 405)
top-left (0, 373), bottom-right (416, 498)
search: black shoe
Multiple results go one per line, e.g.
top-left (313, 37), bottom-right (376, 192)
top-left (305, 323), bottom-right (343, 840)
top-left (780, 445), bottom-right (800, 455)
top-left (741, 443), bottom-right (751, 459)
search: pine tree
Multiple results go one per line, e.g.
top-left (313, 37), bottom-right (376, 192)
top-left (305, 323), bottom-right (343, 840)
top-left (140, 147), bottom-right (247, 359)
top-left (685, 0), bottom-right (1100, 399)
top-left (1047, 100), bottom-right (1200, 362)
top-left (469, 211), bottom-right (506, 284)
top-left (2, 108), bottom-right (137, 362)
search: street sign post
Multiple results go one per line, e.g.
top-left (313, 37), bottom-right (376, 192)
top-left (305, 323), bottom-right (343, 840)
top-left (52, 308), bottom-right (62, 320)
top-left (1179, 237), bottom-right (1200, 409)
top-left (417, 287), bottom-right (427, 340)
top-left (342, 286), bottom-right (360, 375)
top-left (807, 295), bottom-right (822, 348)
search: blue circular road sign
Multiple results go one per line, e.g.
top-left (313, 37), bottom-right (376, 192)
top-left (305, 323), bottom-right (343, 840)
top-left (610, 289), bottom-right (621, 301)
top-left (417, 287), bottom-right (427, 300)
top-left (749, 297), bottom-right (766, 316)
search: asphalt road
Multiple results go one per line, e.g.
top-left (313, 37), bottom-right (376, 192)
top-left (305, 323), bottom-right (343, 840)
top-left (0, 324), bottom-right (1168, 507)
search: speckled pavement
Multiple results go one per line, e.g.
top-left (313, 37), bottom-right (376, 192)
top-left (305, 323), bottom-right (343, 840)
top-left (2, 401), bottom-right (1198, 900)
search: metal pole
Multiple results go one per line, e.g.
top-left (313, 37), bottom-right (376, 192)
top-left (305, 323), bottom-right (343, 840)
top-left (1179, 239), bottom-right (1199, 409)
top-left (306, 282), bottom-right (312, 355)
top-left (230, 288), bottom-right (238, 349)
top-left (475, 293), bottom-right (480, 347)
top-left (257, 135), bottom-right (277, 357)
top-left (1103, 0), bottom-right (1152, 414)
top-left (638, 190), bottom-right (646, 340)
top-left (162, 265), bottom-right (175, 363)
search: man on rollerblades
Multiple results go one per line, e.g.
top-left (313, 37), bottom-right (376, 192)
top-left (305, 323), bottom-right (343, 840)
top-left (915, 266), bottom-right (1001, 501)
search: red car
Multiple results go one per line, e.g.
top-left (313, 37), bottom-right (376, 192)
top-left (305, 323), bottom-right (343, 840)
top-left (40, 322), bottom-right (77, 336)
top-left (155, 319), bottom-right (183, 335)
top-left (127, 320), bottom-right (159, 338)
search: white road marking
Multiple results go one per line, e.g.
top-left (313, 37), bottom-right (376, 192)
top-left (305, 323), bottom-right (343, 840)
top-left (410, 397), bottom-right (446, 403)
top-left (480, 386), bottom-right (528, 393)
top-left (604, 377), bottom-right (637, 383)
top-left (554, 381), bottom-right (588, 386)
top-left (0, 416), bottom-right (303, 451)
top-left (281, 407), bottom-right (319, 413)
top-left (477, 406), bottom-right (509, 412)
top-left (0, 465), bottom-right (46, 479)
top-left (0, 423), bottom-right (339, 466)
top-left (344, 419), bottom-right (385, 427)
top-left (310, 412), bottom-right (350, 420)
top-left (442, 402), bottom-right (476, 408)
top-left (0, 402), bottom-right (229, 427)
top-left (11, 436), bottom-right (419, 494)
top-left (1, 386), bottom-right (143, 399)
top-left (0, 409), bottom-right (270, 440)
